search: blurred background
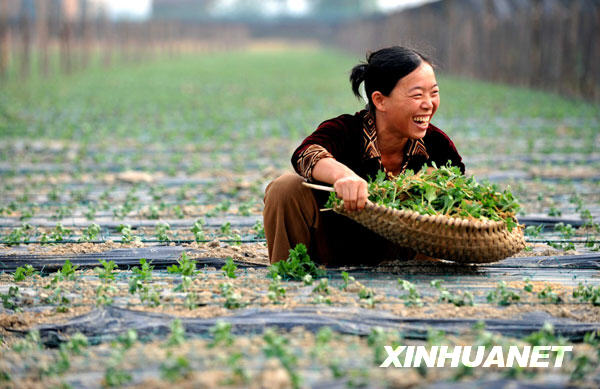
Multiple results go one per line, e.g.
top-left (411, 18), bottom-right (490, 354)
top-left (0, 0), bottom-right (598, 99)
top-left (0, 0), bottom-right (598, 247)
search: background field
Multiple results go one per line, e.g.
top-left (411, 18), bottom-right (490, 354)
top-left (1, 48), bottom-right (599, 388)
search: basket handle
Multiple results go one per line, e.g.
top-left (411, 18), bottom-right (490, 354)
top-left (301, 182), bottom-right (335, 211)
top-left (301, 182), bottom-right (335, 192)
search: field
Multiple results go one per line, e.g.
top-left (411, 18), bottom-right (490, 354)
top-left (1, 47), bottom-right (599, 388)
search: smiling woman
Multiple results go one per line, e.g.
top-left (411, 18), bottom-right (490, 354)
top-left (263, 46), bottom-right (465, 266)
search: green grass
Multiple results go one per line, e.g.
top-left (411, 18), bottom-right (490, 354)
top-left (1, 47), bottom-right (597, 149)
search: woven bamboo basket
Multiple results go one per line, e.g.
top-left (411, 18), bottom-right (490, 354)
top-left (304, 183), bottom-right (526, 264)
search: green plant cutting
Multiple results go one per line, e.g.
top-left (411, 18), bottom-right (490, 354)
top-left (325, 163), bottom-right (521, 231)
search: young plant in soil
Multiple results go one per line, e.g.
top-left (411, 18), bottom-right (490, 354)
top-left (262, 329), bottom-right (302, 389)
top-left (50, 222), bottom-right (72, 242)
top-left (326, 163), bottom-right (521, 230)
top-left (398, 279), bottom-right (423, 307)
top-left (209, 321), bottom-right (235, 348)
top-left (128, 258), bottom-right (153, 294)
top-left (222, 257), bottom-right (238, 279)
top-left (268, 275), bottom-right (286, 303)
top-left (537, 285), bottom-right (562, 304)
top-left (155, 221), bottom-right (171, 243)
top-left (430, 279), bottom-right (474, 307)
top-left (219, 282), bottom-right (244, 309)
top-left (191, 218), bottom-right (205, 242)
top-left (253, 220), bottom-right (265, 239)
top-left (573, 283), bottom-right (600, 306)
top-left (117, 224), bottom-right (136, 243)
top-left (167, 252), bottom-right (196, 276)
top-left (80, 223), bottom-right (101, 242)
top-left (268, 243), bottom-right (325, 281)
top-left (486, 281), bottom-right (520, 306)
top-left (13, 264), bottom-right (37, 282)
top-left (1, 286), bottom-right (20, 311)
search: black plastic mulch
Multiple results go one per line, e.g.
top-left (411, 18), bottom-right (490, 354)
top-left (27, 306), bottom-right (600, 347)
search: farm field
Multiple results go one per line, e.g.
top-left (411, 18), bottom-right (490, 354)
top-left (1, 47), bottom-right (600, 388)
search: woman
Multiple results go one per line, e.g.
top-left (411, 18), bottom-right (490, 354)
top-left (263, 46), bottom-right (465, 266)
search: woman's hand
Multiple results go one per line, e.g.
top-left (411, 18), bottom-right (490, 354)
top-left (311, 157), bottom-right (368, 211)
top-left (333, 175), bottom-right (368, 212)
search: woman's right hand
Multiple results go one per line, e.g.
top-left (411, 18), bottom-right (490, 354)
top-left (333, 175), bottom-right (368, 212)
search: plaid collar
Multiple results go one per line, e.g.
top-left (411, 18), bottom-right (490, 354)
top-left (360, 110), bottom-right (429, 173)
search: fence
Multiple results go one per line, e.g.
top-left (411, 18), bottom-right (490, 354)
top-left (0, 0), bottom-right (249, 80)
top-left (333, 0), bottom-right (600, 101)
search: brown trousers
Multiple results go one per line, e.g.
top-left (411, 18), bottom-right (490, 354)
top-left (263, 172), bottom-right (415, 266)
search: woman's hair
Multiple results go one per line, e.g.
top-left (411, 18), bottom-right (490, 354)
top-left (350, 46), bottom-right (432, 110)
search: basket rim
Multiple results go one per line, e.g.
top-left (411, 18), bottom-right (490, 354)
top-left (333, 200), bottom-right (519, 232)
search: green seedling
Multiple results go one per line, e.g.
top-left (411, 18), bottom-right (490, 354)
top-left (128, 258), bottom-right (153, 294)
top-left (217, 199), bottom-right (231, 213)
top-left (262, 329), bottom-right (301, 389)
top-left (524, 225), bottom-right (543, 237)
top-left (104, 331), bottom-right (136, 387)
top-left (253, 220), bottom-right (265, 239)
top-left (220, 221), bottom-right (232, 235)
top-left (117, 224), bottom-right (135, 243)
top-left (138, 284), bottom-right (161, 307)
top-left (524, 322), bottom-right (567, 347)
top-left (430, 279), bottom-right (474, 306)
top-left (549, 241), bottom-right (576, 251)
top-left (302, 274), bottom-right (313, 285)
top-left (81, 223), bottom-right (101, 242)
top-left (43, 286), bottom-right (71, 312)
top-left (209, 321), bottom-right (234, 348)
top-left (537, 285), bottom-right (562, 304)
top-left (5, 223), bottom-right (33, 245)
top-left (50, 222), bottom-right (72, 242)
top-left (173, 205), bottom-right (185, 219)
top-left (326, 163), bottom-right (521, 230)
top-left (12, 330), bottom-right (41, 353)
top-left (147, 204), bottom-right (160, 219)
top-left (573, 283), bottom-right (600, 306)
top-left (222, 257), bottom-right (238, 279)
top-left (160, 353), bottom-right (191, 382)
top-left (1, 286), bottom-right (21, 311)
top-left (312, 278), bottom-right (330, 295)
top-left (367, 327), bottom-right (387, 365)
top-left (523, 277), bottom-right (534, 293)
top-left (398, 279), bottom-right (423, 307)
top-left (219, 282), bottom-right (244, 309)
top-left (221, 352), bottom-right (249, 385)
top-left (155, 221), bottom-right (171, 243)
top-left (548, 206), bottom-right (562, 217)
top-left (554, 222), bottom-right (575, 239)
top-left (268, 275), bottom-right (286, 303)
top-left (486, 281), bottom-right (520, 306)
top-left (268, 243), bottom-right (325, 281)
top-left (53, 205), bottom-right (73, 220)
top-left (165, 319), bottom-right (186, 347)
top-left (96, 284), bottom-right (116, 306)
top-left (340, 271), bottom-right (355, 290)
top-left (191, 218), bottom-right (206, 242)
top-left (13, 264), bottom-right (37, 281)
top-left (84, 205), bottom-right (97, 220)
top-left (231, 233), bottom-right (242, 245)
top-left (94, 259), bottom-right (116, 281)
top-left (167, 252), bottom-right (196, 276)
top-left (358, 285), bottom-right (376, 308)
top-left (184, 291), bottom-right (198, 310)
top-left (174, 275), bottom-right (192, 293)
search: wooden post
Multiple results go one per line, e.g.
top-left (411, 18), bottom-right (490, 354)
top-left (0, 0), bottom-right (10, 79)
top-left (35, 0), bottom-right (48, 76)
top-left (19, 0), bottom-right (31, 79)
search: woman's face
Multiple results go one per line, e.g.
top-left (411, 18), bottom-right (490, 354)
top-left (375, 62), bottom-right (440, 139)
